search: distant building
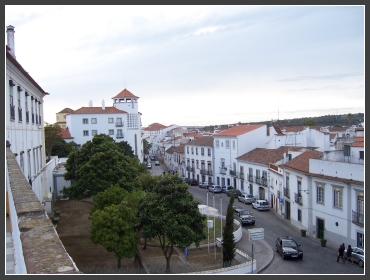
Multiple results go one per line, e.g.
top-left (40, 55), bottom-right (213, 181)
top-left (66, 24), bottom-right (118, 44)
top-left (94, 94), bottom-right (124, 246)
top-left (55, 108), bottom-right (74, 128)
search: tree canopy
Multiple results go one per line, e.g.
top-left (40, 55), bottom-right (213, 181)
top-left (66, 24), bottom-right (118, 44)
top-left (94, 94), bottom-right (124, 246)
top-left (116, 140), bottom-right (135, 157)
top-left (302, 118), bottom-right (316, 126)
top-left (62, 134), bottom-right (143, 200)
top-left (137, 175), bottom-right (207, 272)
top-left (44, 123), bottom-right (63, 160)
top-left (142, 138), bottom-right (152, 155)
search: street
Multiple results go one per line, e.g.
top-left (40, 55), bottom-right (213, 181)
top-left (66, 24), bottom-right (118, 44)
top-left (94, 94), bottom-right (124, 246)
top-left (148, 164), bottom-right (364, 274)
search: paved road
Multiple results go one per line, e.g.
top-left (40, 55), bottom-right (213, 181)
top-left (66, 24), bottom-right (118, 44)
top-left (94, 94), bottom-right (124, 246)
top-left (148, 164), bottom-right (363, 274)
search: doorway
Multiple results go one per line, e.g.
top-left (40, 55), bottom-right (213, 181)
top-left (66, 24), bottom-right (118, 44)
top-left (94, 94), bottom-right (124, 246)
top-left (285, 201), bottom-right (291, 220)
top-left (317, 218), bottom-right (325, 239)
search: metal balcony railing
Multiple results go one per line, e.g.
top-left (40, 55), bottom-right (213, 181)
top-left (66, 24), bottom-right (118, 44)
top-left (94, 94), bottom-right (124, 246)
top-left (200, 169), bottom-right (207, 175)
top-left (230, 170), bottom-right (236, 176)
top-left (352, 210), bottom-right (364, 226)
top-left (186, 166), bottom-right (191, 172)
top-left (261, 178), bottom-right (267, 187)
top-left (248, 174), bottom-right (253, 182)
top-left (116, 133), bottom-right (124, 138)
top-left (255, 176), bottom-right (261, 184)
top-left (115, 121), bottom-right (123, 127)
top-left (220, 167), bottom-right (227, 174)
top-left (239, 172), bottom-right (244, 180)
top-left (294, 192), bottom-right (302, 205)
top-left (277, 190), bottom-right (281, 198)
top-left (207, 170), bottom-right (212, 176)
top-left (10, 105), bottom-right (15, 120)
top-left (190, 167), bottom-right (195, 173)
top-left (18, 108), bottom-right (22, 122)
top-left (284, 187), bottom-right (290, 198)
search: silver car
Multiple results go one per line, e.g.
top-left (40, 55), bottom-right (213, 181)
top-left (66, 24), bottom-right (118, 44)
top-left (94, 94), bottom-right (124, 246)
top-left (208, 185), bottom-right (222, 193)
top-left (238, 193), bottom-right (256, 204)
top-left (344, 246), bottom-right (364, 267)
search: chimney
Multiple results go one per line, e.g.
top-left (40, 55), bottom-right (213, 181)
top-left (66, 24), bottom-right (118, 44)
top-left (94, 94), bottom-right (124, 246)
top-left (6, 25), bottom-right (16, 58)
top-left (89, 100), bottom-right (93, 107)
top-left (102, 100), bottom-right (105, 110)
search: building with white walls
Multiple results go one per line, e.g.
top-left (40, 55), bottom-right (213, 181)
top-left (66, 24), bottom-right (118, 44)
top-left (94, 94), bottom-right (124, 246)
top-left (65, 88), bottom-right (143, 161)
top-left (213, 125), bottom-right (269, 188)
top-left (184, 136), bottom-right (214, 183)
top-left (6, 25), bottom-right (50, 205)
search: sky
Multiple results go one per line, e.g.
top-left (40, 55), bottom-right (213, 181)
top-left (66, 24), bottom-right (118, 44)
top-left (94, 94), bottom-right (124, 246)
top-left (5, 5), bottom-right (365, 127)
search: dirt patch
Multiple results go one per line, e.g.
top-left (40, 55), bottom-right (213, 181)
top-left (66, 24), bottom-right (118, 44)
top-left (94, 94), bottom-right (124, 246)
top-left (53, 198), bottom-right (235, 274)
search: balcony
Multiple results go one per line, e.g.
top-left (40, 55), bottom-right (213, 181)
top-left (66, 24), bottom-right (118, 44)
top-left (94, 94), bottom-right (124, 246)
top-left (190, 167), bottom-right (195, 173)
top-left (255, 176), bottom-right (261, 184)
top-left (116, 133), bottom-right (124, 138)
top-left (207, 170), bottom-right (213, 176)
top-left (294, 192), bottom-right (302, 205)
top-left (277, 190), bottom-right (281, 198)
top-left (238, 172), bottom-right (244, 180)
top-left (10, 105), bottom-right (15, 120)
top-left (186, 166), bottom-right (192, 172)
top-left (230, 170), bottom-right (237, 177)
top-left (115, 121), bottom-right (123, 127)
top-left (200, 169), bottom-right (207, 175)
top-left (284, 187), bottom-right (290, 199)
top-left (18, 108), bottom-right (22, 122)
top-left (248, 174), bottom-right (253, 183)
top-left (220, 167), bottom-right (227, 174)
top-left (352, 210), bottom-right (364, 227)
top-left (261, 178), bottom-right (267, 187)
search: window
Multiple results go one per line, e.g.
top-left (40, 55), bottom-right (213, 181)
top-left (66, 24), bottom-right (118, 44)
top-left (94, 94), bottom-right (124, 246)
top-left (359, 151), bottom-right (364, 160)
top-left (288, 154), bottom-right (292, 160)
top-left (116, 117), bottom-right (123, 126)
top-left (191, 147), bottom-right (194, 154)
top-left (226, 140), bottom-right (230, 149)
top-left (91, 118), bottom-right (97, 124)
top-left (83, 130), bottom-right (89, 136)
top-left (216, 140), bottom-right (219, 148)
top-left (196, 148), bottom-right (198, 155)
top-left (108, 118), bottom-right (114, 123)
top-left (357, 232), bottom-right (364, 248)
top-left (241, 180), bottom-right (244, 191)
top-left (317, 185), bottom-right (324, 203)
top-left (208, 148), bottom-right (211, 156)
top-left (39, 147), bottom-right (42, 171)
top-left (201, 148), bottom-right (204, 155)
top-left (116, 129), bottom-right (123, 138)
top-left (232, 140), bottom-right (235, 149)
top-left (286, 175), bottom-right (290, 188)
top-left (196, 160), bottom-right (199, 169)
top-left (187, 147), bottom-right (189, 154)
top-left (249, 184), bottom-right (253, 195)
top-left (298, 209), bottom-right (302, 222)
top-left (109, 129), bottom-right (114, 135)
top-left (83, 118), bottom-right (88, 124)
top-left (334, 188), bottom-right (343, 208)
top-left (92, 130), bottom-right (97, 136)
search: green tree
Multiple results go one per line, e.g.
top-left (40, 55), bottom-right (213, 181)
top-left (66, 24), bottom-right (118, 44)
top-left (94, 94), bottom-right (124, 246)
top-left (137, 173), bottom-right (160, 193)
top-left (51, 140), bottom-right (79, 158)
top-left (63, 134), bottom-right (141, 200)
top-left (138, 175), bottom-right (207, 273)
top-left (302, 118), bottom-right (316, 126)
top-left (143, 139), bottom-right (152, 155)
top-left (116, 140), bottom-right (134, 157)
top-left (222, 194), bottom-right (236, 266)
top-left (347, 113), bottom-right (354, 126)
top-left (44, 123), bottom-right (63, 160)
top-left (90, 201), bottom-right (138, 268)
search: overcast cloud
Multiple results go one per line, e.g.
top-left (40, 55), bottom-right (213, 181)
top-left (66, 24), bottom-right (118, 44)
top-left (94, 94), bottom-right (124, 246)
top-left (5, 5), bottom-right (364, 127)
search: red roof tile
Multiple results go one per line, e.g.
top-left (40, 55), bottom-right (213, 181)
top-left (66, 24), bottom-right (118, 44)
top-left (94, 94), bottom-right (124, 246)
top-left (214, 125), bottom-right (264, 137)
top-left (352, 137), bottom-right (364, 147)
top-left (112, 88), bottom-right (139, 99)
top-left (236, 146), bottom-right (305, 165)
top-left (57, 108), bottom-right (74, 114)
top-left (70, 106), bottom-right (126, 114)
top-left (144, 123), bottom-right (168, 131)
top-left (186, 136), bottom-right (214, 147)
top-left (61, 128), bottom-right (73, 139)
top-left (283, 150), bottom-right (324, 173)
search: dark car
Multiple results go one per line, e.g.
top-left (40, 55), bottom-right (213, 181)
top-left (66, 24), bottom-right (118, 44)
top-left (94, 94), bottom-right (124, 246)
top-left (276, 236), bottom-right (303, 260)
top-left (227, 189), bottom-right (242, 197)
top-left (189, 179), bottom-right (198, 186)
top-left (183, 178), bottom-right (191, 184)
top-left (233, 207), bottom-right (255, 225)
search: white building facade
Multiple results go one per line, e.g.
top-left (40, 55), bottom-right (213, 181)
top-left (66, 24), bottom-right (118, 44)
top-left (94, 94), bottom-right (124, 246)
top-left (65, 89), bottom-right (143, 161)
top-left (6, 25), bottom-right (50, 204)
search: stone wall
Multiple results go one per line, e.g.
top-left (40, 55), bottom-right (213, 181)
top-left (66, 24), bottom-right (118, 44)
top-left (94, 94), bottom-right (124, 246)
top-left (6, 142), bottom-right (81, 274)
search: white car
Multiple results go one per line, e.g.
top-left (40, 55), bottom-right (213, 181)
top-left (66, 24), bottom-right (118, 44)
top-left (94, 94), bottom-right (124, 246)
top-left (252, 199), bottom-right (269, 211)
top-left (155, 161), bottom-right (160, 166)
top-left (208, 185), bottom-right (222, 193)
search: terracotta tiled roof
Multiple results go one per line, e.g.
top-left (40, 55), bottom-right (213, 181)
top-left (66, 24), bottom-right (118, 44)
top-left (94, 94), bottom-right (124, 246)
top-left (184, 132), bottom-right (197, 137)
top-left (328, 127), bottom-right (348, 132)
top-left (165, 146), bottom-right (177, 154)
top-left (236, 146), bottom-right (305, 165)
top-left (70, 107), bottom-right (126, 114)
top-left (272, 126), bottom-right (284, 135)
top-left (61, 128), bottom-right (73, 139)
top-left (282, 150), bottom-right (324, 173)
top-left (112, 88), bottom-right (139, 99)
top-left (174, 144), bottom-right (185, 153)
top-left (144, 123), bottom-right (167, 131)
top-left (352, 137), bottom-right (364, 147)
top-left (57, 108), bottom-right (74, 114)
top-left (194, 134), bottom-right (204, 139)
top-left (330, 134), bottom-right (336, 140)
top-left (186, 136), bottom-right (213, 147)
top-left (214, 125), bottom-right (264, 137)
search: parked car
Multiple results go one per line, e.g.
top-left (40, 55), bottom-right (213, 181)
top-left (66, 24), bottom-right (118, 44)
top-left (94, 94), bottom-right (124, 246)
top-left (252, 199), bottom-right (270, 211)
top-left (344, 246), bottom-right (364, 267)
top-left (276, 236), bottom-right (303, 260)
top-left (221, 186), bottom-right (232, 193)
top-left (238, 193), bottom-right (256, 204)
top-left (155, 161), bottom-right (160, 166)
top-left (227, 189), bottom-right (242, 197)
top-left (147, 163), bottom-right (152, 169)
top-left (233, 207), bottom-right (255, 225)
top-left (225, 186), bottom-right (235, 195)
top-left (199, 182), bottom-right (209, 189)
top-left (183, 178), bottom-right (190, 184)
top-left (208, 185), bottom-right (222, 193)
top-left (206, 182), bottom-right (215, 189)
top-left (189, 179), bottom-right (198, 186)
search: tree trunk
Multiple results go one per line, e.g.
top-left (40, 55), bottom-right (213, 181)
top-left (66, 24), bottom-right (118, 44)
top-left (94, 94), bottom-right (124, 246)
top-left (165, 256), bottom-right (171, 273)
top-left (117, 257), bottom-right (121, 269)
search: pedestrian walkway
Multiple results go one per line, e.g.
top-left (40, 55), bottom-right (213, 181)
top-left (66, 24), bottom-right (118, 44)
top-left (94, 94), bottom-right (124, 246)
top-left (6, 215), bottom-right (15, 274)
